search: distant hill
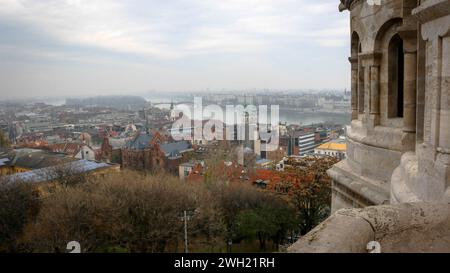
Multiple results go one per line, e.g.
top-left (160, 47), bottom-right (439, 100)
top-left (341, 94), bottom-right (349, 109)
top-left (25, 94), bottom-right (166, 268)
top-left (65, 95), bottom-right (148, 110)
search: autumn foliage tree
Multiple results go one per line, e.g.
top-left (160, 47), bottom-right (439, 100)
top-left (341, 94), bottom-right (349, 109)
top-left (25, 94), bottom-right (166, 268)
top-left (268, 156), bottom-right (339, 235)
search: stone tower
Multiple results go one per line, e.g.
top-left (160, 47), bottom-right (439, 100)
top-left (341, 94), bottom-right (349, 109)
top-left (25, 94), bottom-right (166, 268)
top-left (330, 0), bottom-right (450, 212)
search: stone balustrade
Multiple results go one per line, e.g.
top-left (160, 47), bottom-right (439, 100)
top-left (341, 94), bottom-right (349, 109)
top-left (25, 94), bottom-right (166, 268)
top-left (288, 202), bottom-right (450, 253)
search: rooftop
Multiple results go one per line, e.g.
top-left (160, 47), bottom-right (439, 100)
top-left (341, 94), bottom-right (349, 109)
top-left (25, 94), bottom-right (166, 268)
top-left (160, 141), bottom-right (192, 158)
top-left (4, 159), bottom-right (116, 184)
top-left (126, 132), bottom-right (154, 150)
top-left (316, 142), bottom-right (346, 151)
top-left (2, 149), bottom-right (76, 170)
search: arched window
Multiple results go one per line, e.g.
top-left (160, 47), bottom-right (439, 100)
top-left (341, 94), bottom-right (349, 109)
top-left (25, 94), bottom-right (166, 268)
top-left (388, 34), bottom-right (404, 118)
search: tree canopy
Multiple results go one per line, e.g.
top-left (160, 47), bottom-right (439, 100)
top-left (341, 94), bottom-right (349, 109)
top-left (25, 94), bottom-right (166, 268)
top-left (0, 130), bottom-right (10, 148)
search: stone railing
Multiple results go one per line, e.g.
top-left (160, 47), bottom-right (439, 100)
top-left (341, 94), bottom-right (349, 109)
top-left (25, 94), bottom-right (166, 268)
top-left (288, 202), bottom-right (450, 253)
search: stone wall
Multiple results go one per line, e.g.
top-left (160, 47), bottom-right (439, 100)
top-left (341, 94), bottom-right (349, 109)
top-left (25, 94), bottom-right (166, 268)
top-left (288, 202), bottom-right (450, 252)
top-left (391, 0), bottom-right (450, 203)
top-left (292, 0), bottom-right (450, 252)
top-left (331, 0), bottom-right (450, 211)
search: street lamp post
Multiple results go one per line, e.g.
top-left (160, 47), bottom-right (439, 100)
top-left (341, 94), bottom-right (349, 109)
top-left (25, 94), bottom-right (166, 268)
top-left (180, 209), bottom-right (196, 254)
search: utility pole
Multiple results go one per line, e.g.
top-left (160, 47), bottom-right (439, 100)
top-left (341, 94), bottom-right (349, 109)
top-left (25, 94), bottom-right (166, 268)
top-left (184, 210), bottom-right (188, 253)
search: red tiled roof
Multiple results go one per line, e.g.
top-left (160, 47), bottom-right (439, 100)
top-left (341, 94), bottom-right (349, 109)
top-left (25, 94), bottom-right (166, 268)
top-left (49, 143), bottom-right (82, 156)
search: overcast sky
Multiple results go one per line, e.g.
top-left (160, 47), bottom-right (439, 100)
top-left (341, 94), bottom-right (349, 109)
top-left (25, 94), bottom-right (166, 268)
top-left (0, 0), bottom-right (350, 99)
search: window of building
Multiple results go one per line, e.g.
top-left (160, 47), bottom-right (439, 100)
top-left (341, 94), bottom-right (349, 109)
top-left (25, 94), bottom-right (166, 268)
top-left (388, 34), bottom-right (404, 118)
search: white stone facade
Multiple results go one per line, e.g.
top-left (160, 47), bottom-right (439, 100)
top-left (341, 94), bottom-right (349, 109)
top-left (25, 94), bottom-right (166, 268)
top-left (330, 0), bottom-right (450, 212)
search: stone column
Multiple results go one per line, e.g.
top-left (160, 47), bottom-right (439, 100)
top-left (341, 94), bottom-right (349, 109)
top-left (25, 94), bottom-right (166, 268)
top-left (414, 0), bottom-right (450, 148)
top-left (360, 52), bottom-right (381, 127)
top-left (358, 56), bottom-right (365, 114)
top-left (349, 56), bottom-right (359, 120)
top-left (364, 65), bottom-right (370, 118)
top-left (438, 36), bottom-right (450, 152)
top-left (399, 30), bottom-right (418, 134)
top-left (412, 0), bottom-right (450, 201)
top-left (370, 65), bottom-right (380, 116)
top-left (424, 38), bottom-right (441, 147)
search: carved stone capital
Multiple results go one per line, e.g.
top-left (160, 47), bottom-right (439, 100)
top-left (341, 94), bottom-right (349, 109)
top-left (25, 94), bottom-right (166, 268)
top-left (398, 28), bottom-right (418, 53)
top-left (348, 56), bottom-right (359, 70)
top-left (359, 52), bottom-right (382, 67)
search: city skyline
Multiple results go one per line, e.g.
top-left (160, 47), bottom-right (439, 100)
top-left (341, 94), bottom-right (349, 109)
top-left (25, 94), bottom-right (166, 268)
top-left (0, 0), bottom-right (350, 99)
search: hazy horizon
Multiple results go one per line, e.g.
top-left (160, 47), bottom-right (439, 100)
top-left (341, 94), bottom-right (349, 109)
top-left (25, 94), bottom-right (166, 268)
top-left (0, 0), bottom-right (350, 99)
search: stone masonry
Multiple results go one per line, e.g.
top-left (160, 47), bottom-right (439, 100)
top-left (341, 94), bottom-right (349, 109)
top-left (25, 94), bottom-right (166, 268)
top-left (329, 0), bottom-right (450, 211)
top-left (289, 0), bottom-right (450, 252)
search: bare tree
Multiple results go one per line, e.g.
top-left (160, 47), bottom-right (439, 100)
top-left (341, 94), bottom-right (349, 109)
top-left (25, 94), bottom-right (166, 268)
top-left (0, 178), bottom-right (40, 252)
top-left (20, 171), bottom-right (200, 253)
top-left (16, 168), bottom-right (299, 253)
top-left (41, 162), bottom-right (89, 187)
